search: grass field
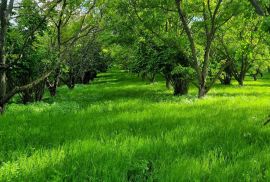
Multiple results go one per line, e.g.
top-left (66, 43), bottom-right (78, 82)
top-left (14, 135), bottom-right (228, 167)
top-left (1, 71), bottom-right (270, 181)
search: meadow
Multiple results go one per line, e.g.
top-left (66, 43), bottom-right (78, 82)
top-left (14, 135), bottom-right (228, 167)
top-left (0, 71), bottom-right (270, 181)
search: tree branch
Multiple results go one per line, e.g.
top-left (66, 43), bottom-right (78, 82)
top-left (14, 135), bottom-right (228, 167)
top-left (249, 0), bottom-right (265, 16)
top-left (0, 71), bottom-right (52, 106)
top-left (175, 0), bottom-right (202, 82)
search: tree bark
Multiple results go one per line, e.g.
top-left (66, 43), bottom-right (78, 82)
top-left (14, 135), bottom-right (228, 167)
top-left (0, 0), bottom-right (8, 110)
top-left (198, 86), bottom-right (207, 98)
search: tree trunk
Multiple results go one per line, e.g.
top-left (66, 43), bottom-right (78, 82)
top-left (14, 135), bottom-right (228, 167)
top-left (173, 79), bottom-right (189, 96)
top-left (148, 73), bottom-right (156, 83)
top-left (249, 0), bottom-right (266, 15)
top-left (220, 66), bottom-right (232, 85)
top-left (67, 75), bottom-right (75, 89)
top-left (0, 103), bottom-right (4, 114)
top-left (238, 79), bottom-right (244, 86)
top-left (238, 71), bottom-right (246, 86)
top-left (223, 75), bottom-right (232, 85)
top-left (171, 74), bottom-right (189, 96)
top-left (46, 0), bottom-right (67, 97)
top-left (83, 70), bottom-right (97, 84)
top-left (0, 71), bottom-right (6, 104)
top-left (0, 0), bottom-right (8, 113)
top-left (34, 81), bottom-right (45, 101)
top-left (47, 84), bottom-right (57, 97)
top-left (166, 78), bottom-right (171, 89)
top-left (198, 84), bottom-right (207, 98)
top-left (21, 89), bottom-right (34, 104)
top-left (220, 74), bottom-right (231, 85)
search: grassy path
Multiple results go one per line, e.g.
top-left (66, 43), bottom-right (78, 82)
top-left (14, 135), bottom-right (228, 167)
top-left (1, 71), bottom-right (270, 181)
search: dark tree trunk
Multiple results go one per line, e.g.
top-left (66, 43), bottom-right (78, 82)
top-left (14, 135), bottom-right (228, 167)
top-left (83, 70), bottom-right (97, 84)
top-left (162, 65), bottom-right (173, 89)
top-left (173, 79), bottom-right (189, 96)
top-left (34, 81), bottom-right (45, 101)
top-left (148, 73), bottom-right (156, 83)
top-left (220, 66), bottom-right (232, 85)
top-left (46, 78), bottom-right (57, 97)
top-left (46, 66), bottom-right (61, 97)
top-left (48, 85), bottom-right (57, 97)
top-left (198, 85), bottom-right (207, 98)
top-left (252, 74), bottom-right (257, 81)
top-left (237, 79), bottom-right (244, 86)
top-left (0, 103), bottom-right (4, 114)
top-left (63, 72), bottom-right (76, 89)
top-left (21, 89), bottom-right (34, 104)
top-left (141, 72), bottom-right (147, 81)
top-left (0, 0), bottom-right (8, 112)
top-left (223, 75), bottom-right (231, 85)
top-left (219, 74), bottom-right (232, 85)
top-left (252, 68), bottom-right (263, 81)
top-left (198, 74), bottom-right (208, 98)
top-left (21, 81), bottom-right (45, 104)
top-left (171, 74), bottom-right (189, 96)
top-left (0, 71), bottom-right (6, 105)
top-left (238, 71), bottom-right (246, 86)
top-left (67, 75), bottom-right (75, 89)
top-left (165, 77), bottom-right (171, 89)
top-left (233, 68), bottom-right (246, 86)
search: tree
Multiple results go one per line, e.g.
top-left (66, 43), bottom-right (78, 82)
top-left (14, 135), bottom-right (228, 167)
top-left (175, 0), bottom-right (240, 97)
top-left (101, 0), bottom-right (194, 95)
top-left (6, 0), bottom-right (51, 104)
top-left (45, 0), bottom-right (100, 96)
top-left (216, 8), bottom-right (269, 86)
top-left (62, 37), bottom-right (109, 88)
top-left (0, 0), bottom-right (61, 112)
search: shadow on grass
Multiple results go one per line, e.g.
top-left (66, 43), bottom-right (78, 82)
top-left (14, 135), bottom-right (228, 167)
top-left (1, 106), bottom-right (268, 181)
top-left (0, 97), bottom-right (264, 163)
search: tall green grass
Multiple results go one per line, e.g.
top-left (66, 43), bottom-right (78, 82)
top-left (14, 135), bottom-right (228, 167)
top-left (0, 71), bottom-right (270, 181)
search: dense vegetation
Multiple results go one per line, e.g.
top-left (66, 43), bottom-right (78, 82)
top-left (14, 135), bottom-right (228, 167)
top-left (1, 0), bottom-right (270, 181)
